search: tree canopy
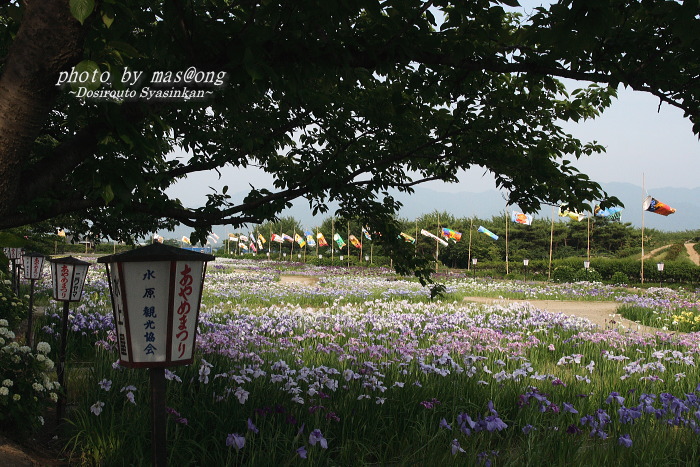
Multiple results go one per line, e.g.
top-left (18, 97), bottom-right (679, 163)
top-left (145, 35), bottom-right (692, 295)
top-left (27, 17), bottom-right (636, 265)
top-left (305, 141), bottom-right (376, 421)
top-left (0, 0), bottom-right (698, 263)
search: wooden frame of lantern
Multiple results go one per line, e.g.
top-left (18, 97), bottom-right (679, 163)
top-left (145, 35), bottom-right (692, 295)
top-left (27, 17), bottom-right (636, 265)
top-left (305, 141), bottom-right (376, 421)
top-left (47, 255), bottom-right (90, 424)
top-left (98, 243), bottom-right (214, 466)
top-left (21, 251), bottom-right (45, 348)
top-left (97, 243), bottom-right (214, 369)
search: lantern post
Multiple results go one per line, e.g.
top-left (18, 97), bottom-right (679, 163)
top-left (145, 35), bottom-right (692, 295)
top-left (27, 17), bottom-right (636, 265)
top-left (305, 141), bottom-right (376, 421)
top-left (22, 251), bottom-right (45, 348)
top-left (657, 262), bottom-right (665, 287)
top-left (472, 257), bottom-right (477, 280)
top-left (584, 260), bottom-right (591, 280)
top-left (47, 256), bottom-right (90, 425)
top-left (4, 247), bottom-right (23, 294)
top-left (98, 243), bottom-right (214, 467)
top-left (523, 258), bottom-right (529, 282)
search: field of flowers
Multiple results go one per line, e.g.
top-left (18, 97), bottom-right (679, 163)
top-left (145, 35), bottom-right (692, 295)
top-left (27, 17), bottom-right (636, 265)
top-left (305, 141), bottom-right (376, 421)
top-left (25, 259), bottom-right (700, 465)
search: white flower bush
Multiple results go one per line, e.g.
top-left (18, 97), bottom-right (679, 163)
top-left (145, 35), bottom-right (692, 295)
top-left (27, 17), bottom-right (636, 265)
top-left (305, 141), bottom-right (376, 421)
top-left (0, 319), bottom-right (59, 435)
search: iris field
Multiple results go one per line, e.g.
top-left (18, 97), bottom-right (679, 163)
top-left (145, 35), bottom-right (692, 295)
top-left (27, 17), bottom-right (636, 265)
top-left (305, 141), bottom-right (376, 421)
top-left (30, 259), bottom-right (700, 465)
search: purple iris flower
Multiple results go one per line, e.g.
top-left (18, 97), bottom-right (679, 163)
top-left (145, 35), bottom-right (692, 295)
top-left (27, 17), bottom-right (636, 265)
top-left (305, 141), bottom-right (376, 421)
top-left (309, 429), bottom-right (328, 449)
top-left (522, 424), bottom-right (536, 434)
top-left (606, 392), bottom-right (625, 405)
top-left (451, 439), bottom-right (465, 455)
top-left (485, 415), bottom-right (508, 432)
top-left (566, 424), bottom-right (582, 435)
top-left (226, 433), bottom-right (245, 450)
top-left (618, 406), bottom-right (642, 424)
top-left (296, 446), bottom-right (308, 459)
top-left (618, 434), bottom-right (633, 448)
top-left (247, 418), bottom-right (259, 434)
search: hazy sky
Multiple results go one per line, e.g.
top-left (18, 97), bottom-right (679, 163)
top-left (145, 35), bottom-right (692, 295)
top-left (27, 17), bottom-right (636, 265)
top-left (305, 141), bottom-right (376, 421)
top-left (167, 86), bottom-right (700, 209)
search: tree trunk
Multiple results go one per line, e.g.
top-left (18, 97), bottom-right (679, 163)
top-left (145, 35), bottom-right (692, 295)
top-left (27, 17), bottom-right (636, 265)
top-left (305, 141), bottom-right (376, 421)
top-left (0, 0), bottom-right (83, 215)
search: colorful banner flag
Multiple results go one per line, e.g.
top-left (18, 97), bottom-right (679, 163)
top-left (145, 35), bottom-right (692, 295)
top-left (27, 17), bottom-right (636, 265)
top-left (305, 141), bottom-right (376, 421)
top-left (229, 234), bottom-right (238, 242)
top-left (362, 227), bottom-right (372, 241)
top-left (258, 233), bottom-right (266, 244)
top-left (239, 234), bottom-right (249, 242)
top-left (349, 235), bottom-right (362, 249)
top-left (333, 233), bottom-right (346, 249)
top-left (57, 229), bottom-right (66, 237)
top-left (477, 226), bottom-right (499, 241)
top-left (304, 231), bottom-right (316, 246)
top-left (558, 207), bottom-right (586, 222)
top-left (210, 232), bottom-right (220, 241)
top-left (317, 232), bottom-right (329, 247)
top-left (181, 236), bottom-right (191, 245)
top-left (594, 205), bottom-right (623, 221)
top-left (257, 239), bottom-right (263, 250)
top-left (511, 211), bottom-right (533, 225)
top-left (271, 233), bottom-right (284, 243)
top-left (441, 227), bottom-right (462, 242)
top-left (420, 229), bottom-right (448, 246)
top-left (399, 232), bottom-right (416, 244)
top-left (282, 233), bottom-right (294, 243)
top-left (239, 242), bottom-right (248, 250)
top-left (295, 233), bottom-right (306, 248)
top-left (643, 196), bottom-right (676, 216)
top-left (250, 241), bottom-right (257, 253)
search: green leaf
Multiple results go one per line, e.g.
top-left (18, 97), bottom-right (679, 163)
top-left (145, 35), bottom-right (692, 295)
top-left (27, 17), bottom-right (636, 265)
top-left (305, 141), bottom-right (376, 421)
top-left (101, 184), bottom-right (115, 204)
top-left (102, 6), bottom-right (115, 28)
top-left (69, 0), bottom-right (95, 25)
top-left (71, 60), bottom-right (102, 92)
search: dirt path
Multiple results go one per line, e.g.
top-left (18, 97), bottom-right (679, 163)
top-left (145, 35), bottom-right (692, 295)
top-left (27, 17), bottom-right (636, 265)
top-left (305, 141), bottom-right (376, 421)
top-left (0, 434), bottom-right (66, 466)
top-left (685, 242), bottom-right (700, 266)
top-left (642, 244), bottom-right (671, 260)
top-left (464, 297), bottom-right (660, 333)
top-left (279, 275), bottom-right (319, 286)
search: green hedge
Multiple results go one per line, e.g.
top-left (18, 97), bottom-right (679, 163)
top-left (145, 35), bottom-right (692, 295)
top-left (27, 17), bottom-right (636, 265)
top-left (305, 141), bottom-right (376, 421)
top-left (457, 257), bottom-right (700, 284)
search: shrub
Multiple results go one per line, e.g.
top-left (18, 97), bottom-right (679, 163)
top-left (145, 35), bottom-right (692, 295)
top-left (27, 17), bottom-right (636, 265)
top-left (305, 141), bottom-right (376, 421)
top-left (610, 271), bottom-right (629, 286)
top-left (0, 280), bottom-right (26, 331)
top-left (573, 268), bottom-right (602, 283)
top-left (551, 266), bottom-right (575, 283)
top-left (0, 320), bottom-right (59, 436)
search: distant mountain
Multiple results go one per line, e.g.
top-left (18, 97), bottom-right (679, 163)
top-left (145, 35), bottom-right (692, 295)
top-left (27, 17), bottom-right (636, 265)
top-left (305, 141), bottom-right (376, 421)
top-left (161, 183), bottom-right (700, 241)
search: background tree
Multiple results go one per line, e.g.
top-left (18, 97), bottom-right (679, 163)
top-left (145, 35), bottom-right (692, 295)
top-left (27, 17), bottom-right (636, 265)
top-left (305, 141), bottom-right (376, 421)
top-left (1, 0), bottom-right (698, 277)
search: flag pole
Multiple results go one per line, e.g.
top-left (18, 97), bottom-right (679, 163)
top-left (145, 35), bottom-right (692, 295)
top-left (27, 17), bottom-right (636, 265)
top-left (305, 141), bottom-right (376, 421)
top-left (360, 228), bottom-right (363, 263)
top-left (587, 205), bottom-right (591, 264)
top-left (436, 212), bottom-right (440, 273)
top-left (641, 173), bottom-right (645, 284)
top-left (548, 207), bottom-right (555, 281)
top-left (291, 230), bottom-right (295, 258)
top-left (467, 217), bottom-right (473, 271)
top-left (331, 219), bottom-right (335, 264)
top-left (347, 221), bottom-right (350, 267)
top-left (505, 210), bottom-right (510, 275)
top-left (415, 220), bottom-right (418, 257)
